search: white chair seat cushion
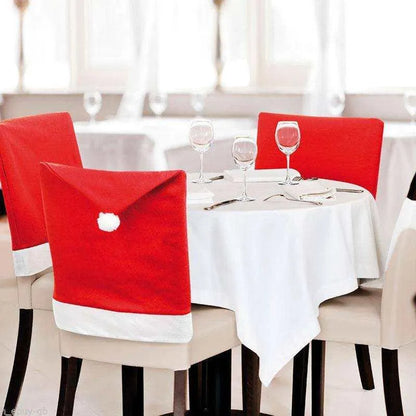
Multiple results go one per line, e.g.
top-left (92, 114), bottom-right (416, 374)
top-left (31, 271), bottom-right (54, 311)
top-left (316, 288), bottom-right (382, 346)
top-left (59, 305), bottom-right (240, 370)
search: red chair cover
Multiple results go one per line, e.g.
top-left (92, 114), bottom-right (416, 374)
top-left (0, 113), bottom-right (82, 276)
top-left (40, 163), bottom-right (192, 343)
top-left (256, 113), bottom-right (384, 197)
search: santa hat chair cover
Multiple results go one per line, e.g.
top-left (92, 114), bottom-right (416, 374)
top-left (0, 113), bottom-right (82, 276)
top-left (256, 113), bottom-right (384, 198)
top-left (40, 164), bottom-right (192, 343)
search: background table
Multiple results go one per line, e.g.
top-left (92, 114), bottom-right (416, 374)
top-left (74, 117), bottom-right (256, 171)
top-left (187, 177), bottom-right (383, 385)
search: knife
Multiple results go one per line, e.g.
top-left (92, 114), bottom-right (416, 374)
top-left (336, 188), bottom-right (364, 193)
top-left (209, 175), bottom-right (225, 181)
top-left (204, 199), bottom-right (239, 210)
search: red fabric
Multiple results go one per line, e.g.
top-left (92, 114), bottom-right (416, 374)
top-left (0, 113), bottom-right (82, 250)
top-left (40, 164), bottom-right (191, 316)
top-left (256, 113), bottom-right (384, 197)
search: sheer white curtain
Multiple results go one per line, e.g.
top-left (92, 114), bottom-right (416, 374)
top-left (117, 0), bottom-right (215, 119)
top-left (117, 0), bottom-right (158, 119)
top-left (303, 0), bottom-right (346, 116)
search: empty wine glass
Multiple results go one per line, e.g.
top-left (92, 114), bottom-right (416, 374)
top-left (189, 119), bottom-right (214, 183)
top-left (83, 91), bottom-right (102, 123)
top-left (232, 137), bottom-right (257, 202)
top-left (190, 92), bottom-right (207, 116)
top-left (328, 92), bottom-right (345, 116)
top-left (404, 91), bottom-right (416, 124)
top-left (149, 92), bottom-right (168, 117)
top-left (275, 121), bottom-right (301, 185)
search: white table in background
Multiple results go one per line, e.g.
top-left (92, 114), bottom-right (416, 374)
top-left (187, 177), bottom-right (383, 386)
top-left (74, 117), bottom-right (256, 171)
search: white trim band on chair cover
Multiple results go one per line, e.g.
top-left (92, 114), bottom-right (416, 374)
top-left (12, 242), bottom-right (52, 277)
top-left (386, 198), bottom-right (416, 268)
top-left (52, 299), bottom-right (193, 343)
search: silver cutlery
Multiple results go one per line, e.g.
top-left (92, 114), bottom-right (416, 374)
top-left (336, 188), bottom-right (364, 193)
top-left (263, 193), bottom-right (323, 206)
top-left (204, 199), bottom-right (239, 210)
top-left (208, 175), bottom-right (224, 181)
top-left (292, 176), bottom-right (319, 182)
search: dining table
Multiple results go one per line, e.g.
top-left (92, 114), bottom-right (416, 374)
top-left (72, 118), bottom-right (415, 253)
top-left (186, 174), bottom-right (384, 387)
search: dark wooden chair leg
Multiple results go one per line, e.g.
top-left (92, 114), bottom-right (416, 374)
top-left (354, 344), bottom-right (375, 390)
top-left (189, 361), bottom-right (208, 415)
top-left (311, 340), bottom-right (325, 416)
top-left (62, 357), bottom-right (82, 416)
top-left (122, 365), bottom-right (144, 416)
top-left (291, 344), bottom-right (309, 416)
top-left (56, 357), bottom-right (69, 416)
top-left (173, 370), bottom-right (187, 416)
top-left (382, 349), bottom-right (404, 416)
top-left (3, 309), bottom-right (33, 415)
top-left (207, 350), bottom-right (232, 416)
top-left (242, 345), bottom-right (261, 416)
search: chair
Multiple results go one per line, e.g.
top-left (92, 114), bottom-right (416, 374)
top-left (256, 113), bottom-right (384, 399)
top-left (310, 172), bottom-right (416, 416)
top-left (0, 113), bottom-right (83, 415)
top-left (256, 112), bottom-right (384, 197)
top-left (39, 164), bottom-right (241, 416)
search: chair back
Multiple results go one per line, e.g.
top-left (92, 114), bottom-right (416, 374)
top-left (0, 113), bottom-right (82, 276)
top-left (381, 173), bottom-right (416, 348)
top-left (40, 164), bottom-right (192, 343)
top-left (256, 112), bottom-right (384, 197)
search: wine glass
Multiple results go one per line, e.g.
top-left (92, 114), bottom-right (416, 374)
top-left (190, 92), bottom-right (207, 116)
top-left (83, 91), bottom-right (102, 123)
top-left (329, 92), bottom-right (345, 116)
top-left (275, 121), bottom-right (301, 185)
top-left (404, 91), bottom-right (416, 125)
top-left (189, 119), bottom-right (214, 183)
top-left (149, 92), bottom-right (168, 117)
top-left (232, 137), bottom-right (257, 202)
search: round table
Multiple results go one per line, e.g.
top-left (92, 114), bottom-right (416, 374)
top-left (187, 176), bottom-right (384, 387)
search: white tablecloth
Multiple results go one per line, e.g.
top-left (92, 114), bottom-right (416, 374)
top-left (187, 177), bottom-right (383, 386)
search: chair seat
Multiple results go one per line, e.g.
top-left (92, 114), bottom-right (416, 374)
top-left (59, 305), bottom-right (240, 371)
top-left (31, 272), bottom-right (54, 311)
top-left (316, 287), bottom-right (382, 346)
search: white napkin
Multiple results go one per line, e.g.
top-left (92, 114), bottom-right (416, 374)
top-left (224, 168), bottom-right (300, 183)
top-left (187, 188), bottom-right (214, 204)
top-left (282, 181), bottom-right (336, 202)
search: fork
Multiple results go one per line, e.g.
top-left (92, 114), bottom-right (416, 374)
top-left (263, 193), bottom-right (323, 206)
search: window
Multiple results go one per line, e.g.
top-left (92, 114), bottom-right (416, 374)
top-left (253, 0), bottom-right (317, 91)
top-left (0, 2), bottom-right (19, 91)
top-left (71, 0), bottom-right (134, 91)
top-left (24, 0), bottom-right (69, 90)
top-left (345, 0), bottom-right (416, 92)
top-left (0, 0), bottom-right (415, 93)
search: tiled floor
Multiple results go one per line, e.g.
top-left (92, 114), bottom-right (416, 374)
top-left (0, 221), bottom-right (415, 415)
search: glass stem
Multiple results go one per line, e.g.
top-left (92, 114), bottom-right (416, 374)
top-left (243, 169), bottom-right (248, 199)
top-left (286, 154), bottom-right (291, 183)
top-left (199, 152), bottom-right (204, 181)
